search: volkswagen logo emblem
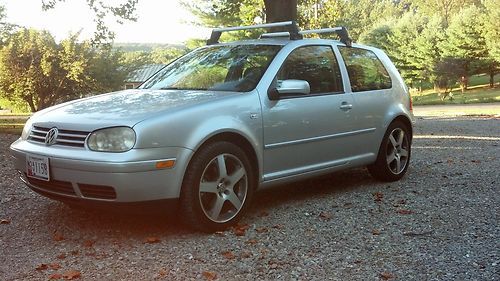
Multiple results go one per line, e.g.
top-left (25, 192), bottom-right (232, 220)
top-left (45, 128), bottom-right (59, 146)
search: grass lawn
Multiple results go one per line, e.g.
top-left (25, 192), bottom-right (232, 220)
top-left (412, 85), bottom-right (500, 106)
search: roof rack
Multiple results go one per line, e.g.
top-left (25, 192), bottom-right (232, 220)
top-left (301, 27), bottom-right (352, 46)
top-left (207, 21), bottom-right (353, 47)
top-left (207, 21), bottom-right (302, 45)
top-left (259, 27), bottom-right (352, 46)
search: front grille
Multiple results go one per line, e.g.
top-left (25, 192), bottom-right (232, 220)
top-left (25, 175), bottom-right (76, 196)
top-left (29, 126), bottom-right (89, 148)
top-left (79, 184), bottom-right (117, 200)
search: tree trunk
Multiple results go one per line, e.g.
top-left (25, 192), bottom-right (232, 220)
top-left (25, 96), bottom-right (37, 113)
top-left (489, 64), bottom-right (495, 88)
top-left (264, 0), bottom-right (298, 23)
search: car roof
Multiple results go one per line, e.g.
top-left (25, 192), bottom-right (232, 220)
top-left (212, 38), bottom-right (376, 52)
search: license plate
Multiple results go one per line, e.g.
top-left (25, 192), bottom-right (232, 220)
top-left (26, 154), bottom-right (50, 181)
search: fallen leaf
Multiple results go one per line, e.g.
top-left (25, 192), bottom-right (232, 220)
top-left (36, 264), bottom-right (48, 271)
top-left (255, 227), bottom-right (268, 233)
top-left (62, 270), bottom-right (81, 280)
top-left (202, 271), bottom-right (217, 280)
top-left (373, 192), bottom-right (384, 202)
top-left (272, 224), bottom-right (284, 229)
top-left (232, 224), bottom-right (249, 236)
top-left (397, 209), bottom-right (413, 215)
top-left (49, 263), bottom-right (61, 270)
top-left (49, 273), bottom-right (63, 280)
top-left (380, 271), bottom-right (395, 280)
top-left (221, 250), bottom-right (236, 260)
top-left (319, 212), bottom-right (333, 220)
top-left (471, 160), bottom-right (480, 163)
top-left (53, 232), bottom-right (64, 242)
top-left (233, 229), bottom-right (246, 236)
top-left (240, 251), bottom-right (252, 258)
top-left (245, 239), bottom-right (258, 245)
top-left (70, 250), bottom-right (79, 256)
top-left (144, 237), bottom-right (161, 244)
top-left (372, 229), bottom-right (381, 235)
top-left (56, 253), bottom-right (66, 260)
top-left (157, 269), bottom-right (168, 278)
top-left (0, 219), bottom-right (11, 224)
top-left (83, 240), bottom-right (95, 248)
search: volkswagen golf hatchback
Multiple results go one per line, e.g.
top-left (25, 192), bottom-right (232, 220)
top-left (11, 21), bottom-right (414, 231)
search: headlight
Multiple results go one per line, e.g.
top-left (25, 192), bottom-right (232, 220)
top-left (21, 118), bottom-right (33, 140)
top-left (87, 127), bottom-right (136, 152)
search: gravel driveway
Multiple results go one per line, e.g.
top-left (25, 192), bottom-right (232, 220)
top-left (1, 114), bottom-right (499, 281)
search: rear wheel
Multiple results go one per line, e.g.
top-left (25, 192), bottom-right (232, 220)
top-left (368, 121), bottom-right (411, 182)
top-left (180, 142), bottom-right (255, 232)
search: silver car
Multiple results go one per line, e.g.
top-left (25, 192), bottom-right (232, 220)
top-left (10, 22), bottom-right (414, 231)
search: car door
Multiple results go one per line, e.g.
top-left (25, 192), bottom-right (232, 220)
top-left (261, 44), bottom-right (367, 181)
top-left (338, 46), bottom-right (394, 155)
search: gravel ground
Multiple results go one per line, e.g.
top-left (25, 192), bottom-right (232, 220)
top-left (1, 114), bottom-right (499, 281)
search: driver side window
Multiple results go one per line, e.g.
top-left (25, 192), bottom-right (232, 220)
top-left (277, 45), bottom-right (343, 95)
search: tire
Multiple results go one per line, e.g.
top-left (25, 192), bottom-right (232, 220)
top-left (179, 141), bottom-right (255, 232)
top-left (368, 121), bottom-right (411, 182)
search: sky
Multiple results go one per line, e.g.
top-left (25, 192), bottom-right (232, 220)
top-left (0, 0), bottom-right (211, 44)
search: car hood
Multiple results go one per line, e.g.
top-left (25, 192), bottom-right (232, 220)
top-left (32, 89), bottom-right (239, 131)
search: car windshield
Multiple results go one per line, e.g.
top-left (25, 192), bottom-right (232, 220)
top-left (140, 44), bottom-right (282, 92)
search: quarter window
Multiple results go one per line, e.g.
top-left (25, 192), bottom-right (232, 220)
top-left (277, 46), bottom-right (343, 95)
top-left (339, 47), bottom-right (392, 92)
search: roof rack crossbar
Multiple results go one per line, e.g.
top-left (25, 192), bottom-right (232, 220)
top-left (299, 27), bottom-right (352, 47)
top-left (260, 31), bottom-right (291, 39)
top-left (207, 21), bottom-right (302, 45)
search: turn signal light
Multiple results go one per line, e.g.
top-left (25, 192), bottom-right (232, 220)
top-left (156, 160), bottom-right (176, 169)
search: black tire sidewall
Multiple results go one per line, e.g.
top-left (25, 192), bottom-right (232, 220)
top-left (369, 121), bottom-right (411, 182)
top-left (180, 141), bottom-right (255, 232)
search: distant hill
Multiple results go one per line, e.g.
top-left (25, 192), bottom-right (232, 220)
top-left (113, 43), bottom-right (186, 52)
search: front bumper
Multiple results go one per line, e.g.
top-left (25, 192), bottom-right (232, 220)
top-left (10, 138), bottom-right (193, 203)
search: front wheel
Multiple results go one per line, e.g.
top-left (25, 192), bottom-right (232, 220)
top-left (368, 121), bottom-right (411, 182)
top-left (179, 142), bottom-right (255, 232)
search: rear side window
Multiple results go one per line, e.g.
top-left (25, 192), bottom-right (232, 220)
top-left (278, 45), bottom-right (343, 94)
top-left (339, 47), bottom-right (392, 92)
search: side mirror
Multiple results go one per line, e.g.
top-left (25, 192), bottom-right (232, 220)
top-left (268, 79), bottom-right (310, 100)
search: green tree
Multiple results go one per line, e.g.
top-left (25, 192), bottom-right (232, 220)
top-left (411, 0), bottom-right (482, 26)
top-left (334, 0), bottom-right (406, 40)
top-left (440, 5), bottom-right (490, 89)
top-left (383, 12), bottom-right (429, 87)
top-left (483, 0), bottom-right (500, 62)
top-left (0, 29), bottom-right (128, 112)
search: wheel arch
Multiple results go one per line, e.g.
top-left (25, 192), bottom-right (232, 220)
top-left (184, 131), bottom-right (261, 189)
top-left (391, 115), bottom-right (413, 141)
top-left (373, 113), bottom-right (414, 162)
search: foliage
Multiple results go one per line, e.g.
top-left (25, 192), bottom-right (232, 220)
top-left (0, 29), bottom-right (128, 112)
top-left (440, 5), bottom-right (490, 89)
top-left (410, 0), bottom-right (482, 26)
top-left (483, 0), bottom-right (500, 62)
top-left (184, 0), bottom-right (406, 41)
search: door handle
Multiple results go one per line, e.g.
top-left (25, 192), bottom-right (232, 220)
top-left (339, 102), bottom-right (353, 110)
